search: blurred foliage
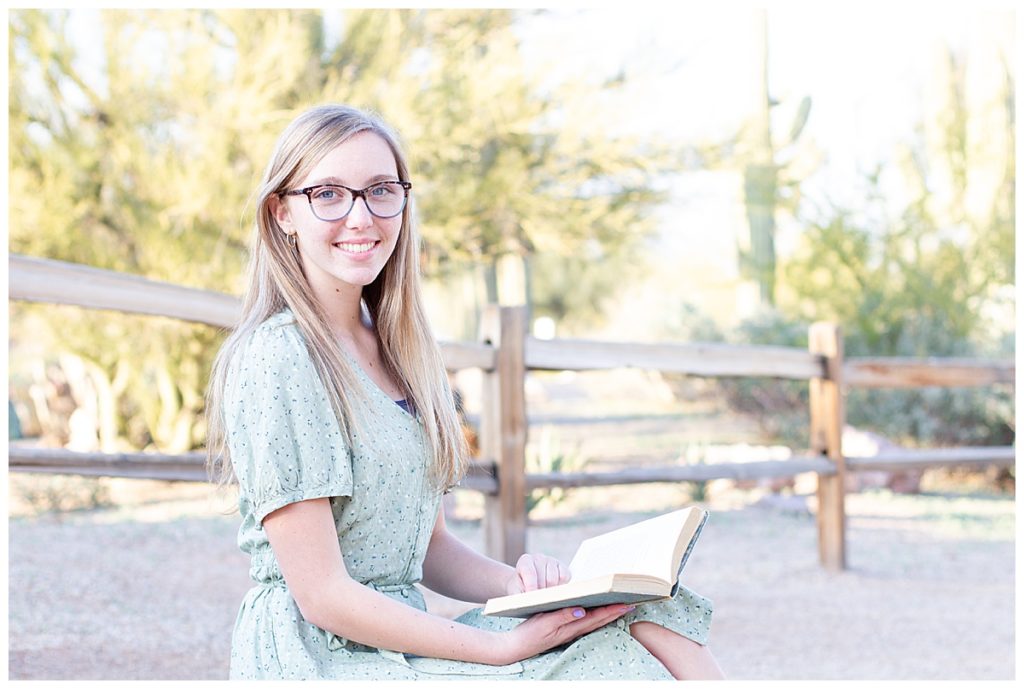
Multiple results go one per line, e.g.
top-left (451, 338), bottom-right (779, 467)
top-left (9, 8), bottom-right (672, 452)
top-left (663, 40), bottom-right (1014, 451)
top-left (659, 308), bottom-right (811, 448)
top-left (8, 473), bottom-right (113, 516)
top-left (779, 43), bottom-right (1014, 354)
top-left (525, 425), bottom-right (584, 515)
top-left (680, 439), bottom-right (713, 502)
top-left (662, 304), bottom-right (1013, 450)
top-left (323, 10), bottom-right (670, 329)
top-left (9, 303), bottom-right (220, 453)
top-left (9, 10), bottom-right (1013, 459)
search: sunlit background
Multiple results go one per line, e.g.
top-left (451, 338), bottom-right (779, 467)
top-left (10, 6), bottom-right (1013, 456)
top-left (6, 6), bottom-right (1016, 681)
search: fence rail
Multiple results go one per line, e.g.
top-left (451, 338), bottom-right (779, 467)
top-left (844, 358), bottom-right (1015, 388)
top-left (524, 457), bottom-right (839, 489)
top-left (845, 446), bottom-right (1015, 471)
top-left (10, 447), bottom-right (211, 482)
top-left (12, 444), bottom-right (1012, 495)
top-left (10, 254), bottom-right (242, 328)
top-left (8, 446), bottom-right (501, 493)
top-left (525, 337), bottom-right (824, 379)
top-left (9, 254), bottom-right (1016, 570)
top-left (9, 254), bottom-right (496, 372)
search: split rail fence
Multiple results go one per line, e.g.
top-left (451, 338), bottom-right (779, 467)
top-left (9, 254), bottom-right (1016, 570)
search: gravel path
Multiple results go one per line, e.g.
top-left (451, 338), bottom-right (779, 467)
top-left (8, 485), bottom-right (1015, 680)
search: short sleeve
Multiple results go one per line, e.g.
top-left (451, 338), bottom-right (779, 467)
top-left (224, 319), bottom-right (354, 524)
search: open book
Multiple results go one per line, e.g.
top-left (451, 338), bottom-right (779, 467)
top-left (482, 506), bottom-right (708, 618)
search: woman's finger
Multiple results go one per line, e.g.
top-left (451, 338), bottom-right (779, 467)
top-left (557, 560), bottom-right (571, 584)
top-left (563, 606), bottom-right (587, 623)
top-left (548, 604), bottom-right (632, 645)
top-left (545, 603), bottom-right (630, 632)
top-left (516, 555), bottom-right (539, 592)
top-left (544, 557), bottom-right (560, 588)
top-left (517, 603), bottom-right (633, 657)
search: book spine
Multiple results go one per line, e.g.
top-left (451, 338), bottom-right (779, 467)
top-left (670, 511), bottom-right (709, 597)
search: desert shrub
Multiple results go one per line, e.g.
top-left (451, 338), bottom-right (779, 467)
top-left (660, 306), bottom-right (810, 447)
top-left (525, 425), bottom-right (585, 515)
top-left (9, 473), bottom-right (112, 516)
top-left (846, 386), bottom-right (1014, 448)
top-left (661, 304), bottom-right (1014, 452)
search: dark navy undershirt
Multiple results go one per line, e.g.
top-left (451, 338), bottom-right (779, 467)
top-left (395, 398), bottom-right (413, 415)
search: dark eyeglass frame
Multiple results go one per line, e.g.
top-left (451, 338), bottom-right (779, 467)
top-left (282, 180), bottom-right (412, 221)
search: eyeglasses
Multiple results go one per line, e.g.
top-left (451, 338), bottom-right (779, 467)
top-left (283, 180), bottom-right (412, 221)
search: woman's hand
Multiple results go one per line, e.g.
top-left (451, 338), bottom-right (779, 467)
top-left (491, 604), bottom-right (635, 665)
top-left (505, 553), bottom-right (571, 595)
top-left (486, 553), bottom-right (624, 665)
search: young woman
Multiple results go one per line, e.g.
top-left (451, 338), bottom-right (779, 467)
top-left (206, 103), bottom-right (725, 680)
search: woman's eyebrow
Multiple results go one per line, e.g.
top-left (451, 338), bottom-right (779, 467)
top-left (305, 173), bottom-right (400, 187)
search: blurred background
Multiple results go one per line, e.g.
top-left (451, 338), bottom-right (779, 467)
top-left (9, 5), bottom-right (1014, 476)
top-left (6, 6), bottom-right (1017, 680)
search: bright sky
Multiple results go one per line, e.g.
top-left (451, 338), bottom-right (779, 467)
top-left (57, 3), bottom-right (1017, 334)
top-left (504, 3), bottom-right (1016, 333)
top-left (517, 5), bottom-right (1012, 191)
top-left (63, 4), bottom-right (1013, 197)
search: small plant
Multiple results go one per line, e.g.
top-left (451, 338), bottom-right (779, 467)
top-left (526, 425), bottom-right (585, 515)
top-left (682, 440), bottom-right (710, 503)
top-left (10, 473), bottom-right (112, 516)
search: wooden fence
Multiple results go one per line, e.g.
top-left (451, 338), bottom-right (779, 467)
top-left (9, 254), bottom-right (1016, 570)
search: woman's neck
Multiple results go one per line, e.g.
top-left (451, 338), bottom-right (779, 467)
top-left (306, 283), bottom-right (366, 343)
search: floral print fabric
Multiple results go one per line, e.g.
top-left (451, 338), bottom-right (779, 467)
top-left (224, 310), bottom-right (712, 680)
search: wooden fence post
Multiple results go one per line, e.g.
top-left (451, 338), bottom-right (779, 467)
top-left (478, 305), bottom-right (528, 564)
top-left (809, 322), bottom-right (847, 571)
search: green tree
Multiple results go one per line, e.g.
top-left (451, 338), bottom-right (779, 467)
top-left (10, 9), bottom-right (340, 452)
top-left (686, 10), bottom-right (815, 311)
top-left (779, 42), bottom-right (1014, 358)
top-left (661, 37), bottom-right (1014, 450)
top-left (322, 9), bottom-right (671, 331)
top-left (9, 8), bottom-right (675, 451)
top-left (759, 41), bottom-right (1015, 448)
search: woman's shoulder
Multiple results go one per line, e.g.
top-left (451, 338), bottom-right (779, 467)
top-left (222, 310), bottom-right (333, 419)
top-left (247, 309), bottom-right (302, 347)
top-left (231, 309), bottom-right (308, 371)
top-left (254, 308), bottom-right (300, 336)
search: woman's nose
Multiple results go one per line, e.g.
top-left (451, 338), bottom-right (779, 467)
top-left (345, 196), bottom-right (374, 228)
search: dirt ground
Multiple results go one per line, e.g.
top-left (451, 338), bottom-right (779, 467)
top-left (7, 477), bottom-right (1015, 681)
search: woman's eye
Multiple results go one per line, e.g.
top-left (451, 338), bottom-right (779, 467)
top-left (313, 187), bottom-right (341, 200)
top-left (370, 185), bottom-right (394, 197)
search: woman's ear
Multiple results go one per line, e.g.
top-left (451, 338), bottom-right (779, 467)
top-left (268, 194), bottom-right (295, 233)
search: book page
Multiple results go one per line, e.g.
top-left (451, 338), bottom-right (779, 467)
top-left (568, 509), bottom-right (699, 583)
top-left (482, 572), bottom-right (669, 618)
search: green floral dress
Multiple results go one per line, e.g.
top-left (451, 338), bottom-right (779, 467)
top-left (224, 310), bottom-right (713, 680)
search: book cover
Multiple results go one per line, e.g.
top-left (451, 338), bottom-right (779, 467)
top-left (483, 507), bottom-right (708, 618)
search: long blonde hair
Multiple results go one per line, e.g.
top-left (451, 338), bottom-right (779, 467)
top-left (206, 104), bottom-right (467, 492)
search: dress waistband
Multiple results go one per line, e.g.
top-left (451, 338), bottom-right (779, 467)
top-left (257, 578), bottom-right (416, 594)
top-left (367, 581), bottom-right (416, 598)
top-left (251, 578), bottom-right (424, 652)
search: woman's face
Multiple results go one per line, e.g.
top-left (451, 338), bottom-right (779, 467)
top-left (272, 131), bottom-right (404, 302)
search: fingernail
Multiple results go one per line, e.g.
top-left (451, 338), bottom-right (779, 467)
top-left (572, 609), bottom-right (586, 618)
top-left (622, 605), bottom-right (636, 612)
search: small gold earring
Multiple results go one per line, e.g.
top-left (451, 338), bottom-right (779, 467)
top-left (287, 233), bottom-right (297, 249)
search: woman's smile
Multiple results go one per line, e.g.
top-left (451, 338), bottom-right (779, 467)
top-left (332, 239), bottom-right (381, 257)
top-left (273, 130), bottom-right (404, 295)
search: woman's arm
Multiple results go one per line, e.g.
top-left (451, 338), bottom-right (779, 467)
top-left (420, 509), bottom-right (514, 603)
top-left (265, 498), bottom-right (499, 661)
top-left (263, 498), bottom-right (628, 665)
top-left (420, 510), bottom-right (570, 603)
